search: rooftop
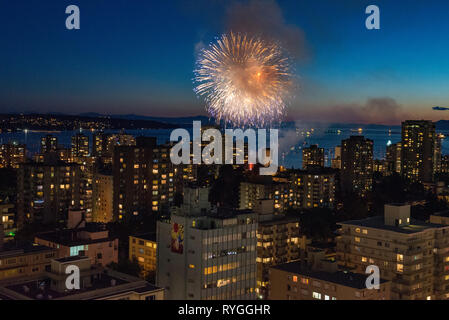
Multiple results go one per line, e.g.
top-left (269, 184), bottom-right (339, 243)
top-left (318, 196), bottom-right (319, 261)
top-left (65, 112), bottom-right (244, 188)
top-left (36, 225), bottom-right (115, 247)
top-left (259, 214), bottom-right (301, 226)
top-left (0, 244), bottom-right (54, 258)
top-left (55, 255), bottom-right (90, 263)
top-left (289, 167), bottom-right (338, 175)
top-left (131, 232), bottom-right (156, 242)
top-left (339, 216), bottom-right (444, 234)
top-left (1, 268), bottom-right (162, 300)
top-left (431, 210), bottom-right (449, 218)
top-left (272, 261), bottom-right (388, 289)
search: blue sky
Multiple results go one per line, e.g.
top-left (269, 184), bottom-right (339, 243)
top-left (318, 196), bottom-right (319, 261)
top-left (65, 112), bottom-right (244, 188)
top-left (1, 0), bottom-right (449, 124)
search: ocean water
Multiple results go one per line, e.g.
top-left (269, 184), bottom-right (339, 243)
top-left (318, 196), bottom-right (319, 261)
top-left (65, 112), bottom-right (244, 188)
top-left (2, 126), bottom-right (448, 169)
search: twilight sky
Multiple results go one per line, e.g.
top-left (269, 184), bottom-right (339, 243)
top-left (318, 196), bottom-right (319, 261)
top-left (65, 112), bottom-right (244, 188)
top-left (1, 0), bottom-right (449, 124)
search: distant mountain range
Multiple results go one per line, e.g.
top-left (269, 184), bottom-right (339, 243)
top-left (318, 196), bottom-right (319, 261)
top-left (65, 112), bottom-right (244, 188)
top-left (7, 111), bottom-right (449, 131)
top-left (78, 113), bottom-right (215, 126)
top-left (75, 114), bottom-right (449, 131)
top-left (78, 113), bottom-right (402, 129)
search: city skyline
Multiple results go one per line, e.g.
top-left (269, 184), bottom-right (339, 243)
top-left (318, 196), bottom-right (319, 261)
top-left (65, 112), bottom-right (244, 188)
top-left (4, 0), bottom-right (449, 306)
top-left (2, 0), bottom-right (449, 124)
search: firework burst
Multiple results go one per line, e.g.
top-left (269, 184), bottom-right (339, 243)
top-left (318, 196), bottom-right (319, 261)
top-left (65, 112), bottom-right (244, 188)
top-left (194, 32), bottom-right (294, 127)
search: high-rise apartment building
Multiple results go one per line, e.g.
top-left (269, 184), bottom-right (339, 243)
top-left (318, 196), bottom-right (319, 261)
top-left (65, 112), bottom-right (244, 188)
top-left (93, 131), bottom-right (108, 158)
top-left (129, 233), bottom-right (157, 279)
top-left (290, 167), bottom-right (337, 209)
top-left (239, 182), bottom-right (266, 210)
top-left (93, 131), bottom-right (136, 161)
top-left (0, 143), bottom-right (26, 169)
top-left (341, 136), bottom-right (373, 197)
top-left (254, 199), bottom-right (306, 299)
top-left (0, 201), bottom-right (15, 241)
top-left (337, 204), bottom-right (449, 300)
top-left (441, 155), bottom-right (449, 174)
top-left (401, 120), bottom-right (436, 183)
top-left (331, 146), bottom-right (341, 170)
top-left (269, 249), bottom-right (390, 300)
top-left (78, 158), bottom-right (94, 222)
top-left (92, 171), bottom-right (113, 223)
top-left (302, 145), bottom-right (325, 169)
top-left (157, 186), bottom-right (258, 300)
top-left (113, 137), bottom-right (156, 221)
top-left (434, 135), bottom-right (442, 174)
top-left (71, 133), bottom-right (90, 160)
top-left (386, 142), bottom-right (402, 175)
top-left (17, 160), bottom-right (81, 226)
top-left (239, 168), bottom-right (336, 212)
top-left (40, 135), bottom-right (58, 154)
top-left (113, 137), bottom-right (175, 221)
top-left (151, 143), bottom-right (175, 213)
top-left (373, 160), bottom-right (388, 176)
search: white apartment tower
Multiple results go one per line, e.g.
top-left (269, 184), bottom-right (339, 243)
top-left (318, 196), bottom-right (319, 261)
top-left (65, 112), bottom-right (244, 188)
top-left (157, 186), bottom-right (258, 300)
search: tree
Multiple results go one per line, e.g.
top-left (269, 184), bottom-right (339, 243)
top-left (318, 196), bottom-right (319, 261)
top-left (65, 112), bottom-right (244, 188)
top-left (287, 207), bottom-right (337, 241)
top-left (209, 165), bottom-right (244, 208)
top-left (14, 221), bottom-right (57, 245)
top-left (107, 258), bottom-right (142, 277)
top-left (337, 193), bottom-right (369, 221)
top-left (370, 173), bottom-right (407, 216)
top-left (0, 168), bottom-right (17, 202)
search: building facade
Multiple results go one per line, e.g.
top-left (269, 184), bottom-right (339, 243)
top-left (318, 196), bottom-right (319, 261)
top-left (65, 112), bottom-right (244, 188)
top-left (35, 223), bottom-right (118, 267)
top-left (255, 199), bottom-right (307, 299)
top-left (0, 245), bottom-right (56, 281)
top-left (302, 145), bottom-right (325, 169)
top-left (386, 142), bottom-right (402, 175)
top-left (337, 204), bottom-right (449, 300)
top-left (269, 256), bottom-right (390, 300)
top-left (40, 135), bottom-right (58, 154)
top-left (0, 256), bottom-right (164, 300)
top-left (17, 160), bottom-right (81, 226)
top-left (92, 171), bottom-right (114, 223)
top-left (71, 133), bottom-right (90, 160)
top-left (157, 187), bottom-right (257, 300)
top-left (0, 143), bottom-right (26, 169)
top-left (401, 120), bottom-right (436, 183)
top-left (341, 136), bottom-right (373, 197)
top-left (129, 233), bottom-right (157, 279)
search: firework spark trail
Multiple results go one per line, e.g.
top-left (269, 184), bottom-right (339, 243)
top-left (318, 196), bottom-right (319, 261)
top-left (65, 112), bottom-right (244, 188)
top-left (194, 32), bottom-right (294, 127)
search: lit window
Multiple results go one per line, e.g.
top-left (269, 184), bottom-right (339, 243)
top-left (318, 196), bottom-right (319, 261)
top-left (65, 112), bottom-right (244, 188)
top-left (312, 292), bottom-right (322, 300)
